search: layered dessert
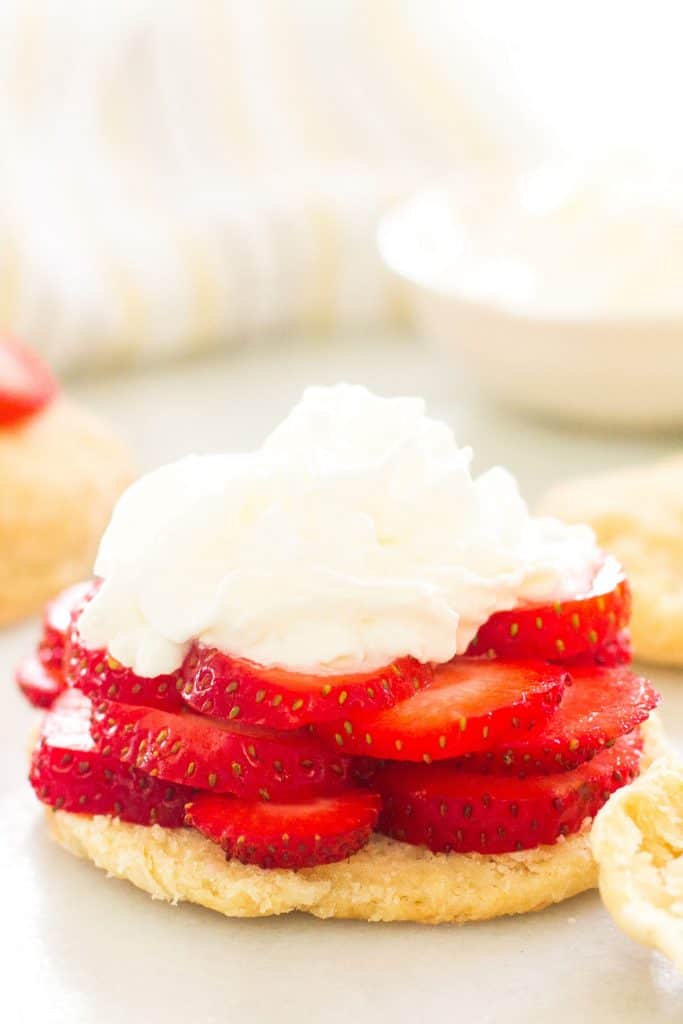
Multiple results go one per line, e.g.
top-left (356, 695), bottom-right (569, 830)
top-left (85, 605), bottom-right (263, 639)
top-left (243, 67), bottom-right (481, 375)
top-left (20, 385), bottom-right (661, 922)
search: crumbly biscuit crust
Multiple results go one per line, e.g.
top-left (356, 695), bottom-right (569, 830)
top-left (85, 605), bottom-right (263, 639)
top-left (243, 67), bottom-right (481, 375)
top-left (592, 748), bottom-right (683, 970)
top-left (48, 811), bottom-right (597, 923)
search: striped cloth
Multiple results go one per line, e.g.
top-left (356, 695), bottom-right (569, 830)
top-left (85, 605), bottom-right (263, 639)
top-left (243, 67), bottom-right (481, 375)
top-left (0, 1), bottom-right (519, 371)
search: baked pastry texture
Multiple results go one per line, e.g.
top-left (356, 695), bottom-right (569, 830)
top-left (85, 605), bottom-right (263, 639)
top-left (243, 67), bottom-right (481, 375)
top-left (539, 456), bottom-right (683, 668)
top-left (44, 716), bottom-right (666, 925)
top-left (592, 749), bottom-right (683, 970)
top-left (0, 399), bottom-right (132, 625)
top-left (47, 813), bottom-right (596, 924)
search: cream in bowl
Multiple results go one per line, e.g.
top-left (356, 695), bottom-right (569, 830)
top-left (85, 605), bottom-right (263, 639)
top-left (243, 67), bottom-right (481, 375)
top-left (379, 160), bottom-right (683, 428)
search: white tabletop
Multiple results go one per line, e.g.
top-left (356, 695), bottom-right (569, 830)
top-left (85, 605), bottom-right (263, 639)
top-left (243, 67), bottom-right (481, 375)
top-left (3, 331), bottom-right (683, 1024)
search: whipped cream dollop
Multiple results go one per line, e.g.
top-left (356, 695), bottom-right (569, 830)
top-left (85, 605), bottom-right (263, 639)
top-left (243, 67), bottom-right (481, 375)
top-left (79, 385), bottom-right (601, 676)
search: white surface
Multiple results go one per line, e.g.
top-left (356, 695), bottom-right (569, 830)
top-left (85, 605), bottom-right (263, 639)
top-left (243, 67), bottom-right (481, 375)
top-left (379, 185), bottom-right (683, 427)
top-left (3, 332), bottom-right (683, 1024)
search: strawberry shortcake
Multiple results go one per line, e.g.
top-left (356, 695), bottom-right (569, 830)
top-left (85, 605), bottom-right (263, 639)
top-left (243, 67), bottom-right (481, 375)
top-left (1, 338), bottom-right (132, 625)
top-left (20, 385), bottom-right (663, 923)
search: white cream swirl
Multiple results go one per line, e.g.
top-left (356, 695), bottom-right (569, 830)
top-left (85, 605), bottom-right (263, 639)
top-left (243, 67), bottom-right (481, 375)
top-left (78, 385), bottom-right (601, 676)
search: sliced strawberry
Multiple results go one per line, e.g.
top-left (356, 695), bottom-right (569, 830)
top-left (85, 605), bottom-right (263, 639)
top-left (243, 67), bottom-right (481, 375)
top-left (466, 557), bottom-right (631, 664)
top-left (185, 790), bottom-right (380, 869)
top-left (375, 731), bottom-right (643, 854)
top-left (0, 337), bottom-right (58, 427)
top-left (68, 643), bottom-right (185, 712)
top-left (39, 581), bottom-right (92, 671)
top-left (181, 647), bottom-right (434, 730)
top-left (91, 698), bottom-right (355, 801)
top-left (29, 689), bottom-right (193, 826)
top-left (315, 659), bottom-right (566, 762)
top-left (456, 666), bottom-right (659, 775)
top-left (66, 595), bottom-right (184, 712)
top-left (17, 653), bottom-right (67, 709)
top-left (564, 629), bottom-right (632, 669)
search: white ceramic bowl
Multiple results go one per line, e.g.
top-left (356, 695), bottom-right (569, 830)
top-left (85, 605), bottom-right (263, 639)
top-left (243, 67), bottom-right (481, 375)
top-left (378, 183), bottom-right (683, 428)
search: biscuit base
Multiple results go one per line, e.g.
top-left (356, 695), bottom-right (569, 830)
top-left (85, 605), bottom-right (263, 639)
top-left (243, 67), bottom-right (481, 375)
top-left (44, 716), bottom-right (666, 924)
top-left (47, 811), bottom-right (597, 923)
top-left (0, 398), bottom-right (132, 625)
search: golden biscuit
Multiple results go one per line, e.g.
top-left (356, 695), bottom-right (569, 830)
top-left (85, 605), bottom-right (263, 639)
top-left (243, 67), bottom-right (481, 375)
top-left (43, 716), bottom-right (666, 924)
top-left (48, 812), bottom-right (598, 924)
top-left (0, 399), bottom-right (132, 625)
top-left (592, 751), bottom-right (683, 970)
top-left (539, 456), bottom-right (683, 667)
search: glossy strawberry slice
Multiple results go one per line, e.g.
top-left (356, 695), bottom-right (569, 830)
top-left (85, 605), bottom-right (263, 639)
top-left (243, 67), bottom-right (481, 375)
top-left (16, 653), bottom-right (66, 709)
top-left (564, 629), bottom-right (632, 669)
top-left (0, 337), bottom-right (58, 427)
top-left (39, 581), bottom-right (92, 671)
top-left (29, 689), bottom-right (193, 826)
top-left (186, 790), bottom-right (380, 869)
top-left (91, 698), bottom-right (355, 801)
top-left (315, 659), bottom-right (566, 762)
top-left (68, 643), bottom-right (185, 712)
top-left (466, 557), bottom-right (631, 663)
top-left (182, 647), bottom-right (434, 730)
top-left (456, 666), bottom-right (659, 775)
top-left (376, 731), bottom-right (643, 854)
top-left (66, 591), bottom-right (184, 712)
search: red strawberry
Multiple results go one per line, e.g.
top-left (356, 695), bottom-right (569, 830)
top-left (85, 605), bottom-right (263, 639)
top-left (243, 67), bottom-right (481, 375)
top-left (29, 689), bottom-right (193, 826)
top-left (456, 666), bottom-right (659, 775)
top-left (181, 647), bottom-right (434, 729)
top-left (185, 790), bottom-right (380, 869)
top-left (0, 337), bottom-right (58, 426)
top-left (66, 591), bottom-right (184, 712)
top-left (315, 659), bottom-right (566, 762)
top-left (91, 698), bottom-right (356, 801)
top-left (563, 629), bottom-right (632, 669)
top-left (17, 653), bottom-right (66, 709)
top-left (375, 731), bottom-right (643, 855)
top-left (466, 557), bottom-right (630, 664)
top-left (68, 643), bottom-right (185, 712)
top-left (39, 581), bottom-right (92, 671)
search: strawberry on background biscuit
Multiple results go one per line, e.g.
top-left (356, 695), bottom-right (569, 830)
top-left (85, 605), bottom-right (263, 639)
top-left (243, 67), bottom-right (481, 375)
top-left (0, 338), bottom-right (132, 626)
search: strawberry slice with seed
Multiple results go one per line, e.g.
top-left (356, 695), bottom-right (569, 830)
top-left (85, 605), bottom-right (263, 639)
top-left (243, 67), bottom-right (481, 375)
top-left (38, 581), bottom-right (92, 671)
top-left (66, 588), bottom-right (184, 712)
top-left (0, 336), bottom-right (58, 427)
top-left (315, 659), bottom-right (566, 762)
top-left (456, 666), bottom-right (659, 775)
top-left (29, 689), bottom-right (193, 826)
top-left (68, 640), bottom-right (185, 712)
top-left (17, 653), bottom-right (66, 709)
top-left (185, 790), bottom-right (380, 869)
top-left (466, 557), bottom-right (630, 663)
top-left (181, 647), bottom-right (434, 729)
top-left (90, 698), bottom-right (356, 801)
top-left (375, 731), bottom-right (643, 854)
top-left (563, 629), bottom-right (632, 669)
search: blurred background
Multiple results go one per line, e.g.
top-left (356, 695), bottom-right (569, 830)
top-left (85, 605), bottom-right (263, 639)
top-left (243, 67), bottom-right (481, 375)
top-left (3, 0), bottom-right (683, 431)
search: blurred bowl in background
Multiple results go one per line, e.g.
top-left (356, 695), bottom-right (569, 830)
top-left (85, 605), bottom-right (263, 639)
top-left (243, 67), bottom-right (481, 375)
top-left (379, 168), bottom-right (683, 429)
